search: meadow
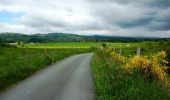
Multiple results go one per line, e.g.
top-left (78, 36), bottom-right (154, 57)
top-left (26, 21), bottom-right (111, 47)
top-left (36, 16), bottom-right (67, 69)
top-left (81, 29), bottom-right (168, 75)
top-left (25, 42), bottom-right (145, 49)
top-left (24, 41), bottom-right (165, 58)
top-left (25, 42), bottom-right (103, 48)
top-left (25, 41), bottom-right (153, 58)
top-left (0, 47), bottom-right (90, 91)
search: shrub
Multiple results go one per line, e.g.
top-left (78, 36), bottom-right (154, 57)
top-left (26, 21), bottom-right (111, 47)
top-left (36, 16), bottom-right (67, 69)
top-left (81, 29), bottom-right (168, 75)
top-left (92, 49), bottom-right (170, 100)
top-left (102, 43), bottom-right (109, 48)
top-left (44, 55), bottom-right (54, 65)
top-left (110, 51), bottom-right (127, 64)
top-left (107, 49), bottom-right (169, 89)
top-left (124, 51), bottom-right (168, 81)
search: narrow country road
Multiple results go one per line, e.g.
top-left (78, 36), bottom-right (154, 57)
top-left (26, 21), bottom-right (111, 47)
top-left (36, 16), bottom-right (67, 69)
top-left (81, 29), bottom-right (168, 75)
top-left (0, 53), bottom-right (94, 100)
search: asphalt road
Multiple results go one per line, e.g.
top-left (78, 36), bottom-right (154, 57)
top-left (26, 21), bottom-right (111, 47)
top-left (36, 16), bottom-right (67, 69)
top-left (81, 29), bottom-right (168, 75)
top-left (0, 53), bottom-right (94, 100)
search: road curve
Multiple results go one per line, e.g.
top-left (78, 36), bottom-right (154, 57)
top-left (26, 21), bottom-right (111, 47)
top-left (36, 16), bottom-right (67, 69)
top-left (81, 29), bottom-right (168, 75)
top-left (0, 53), bottom-right (94, 100)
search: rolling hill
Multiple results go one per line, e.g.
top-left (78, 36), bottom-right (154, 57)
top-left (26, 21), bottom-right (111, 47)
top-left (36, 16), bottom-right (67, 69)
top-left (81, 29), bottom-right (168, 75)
top-left (0, 32), bottom-right (169, 43)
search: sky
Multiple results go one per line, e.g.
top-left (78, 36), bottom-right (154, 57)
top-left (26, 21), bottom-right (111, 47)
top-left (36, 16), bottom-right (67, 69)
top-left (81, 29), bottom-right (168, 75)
top-left (0, 0), bottom-right (170, 37)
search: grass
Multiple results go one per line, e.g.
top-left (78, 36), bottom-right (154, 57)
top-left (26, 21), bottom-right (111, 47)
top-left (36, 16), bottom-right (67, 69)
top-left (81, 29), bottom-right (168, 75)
top-left (1, 40), bottom-right (170, 99)
top-left (24, 41), bottom-right (148, 49)
top-left (25, 42), bottom-right (104, 48)
top-left (0, 47), bottom-right (90, 91)
top-left (92, 50), bottom-right (170, 100)
top-left (24, 41), bottom-right (165, 57)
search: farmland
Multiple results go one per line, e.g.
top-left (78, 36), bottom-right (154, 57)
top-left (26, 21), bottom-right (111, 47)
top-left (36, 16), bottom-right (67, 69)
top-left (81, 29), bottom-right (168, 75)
top-left (23, 41), bottom-right (147, 48)
top-left (23, 41), bottom-right (169, 59)
top-left (25, 42), bottom-right (104, 48)
top-left (0, 47), bottom-right (91, 91)
top-left (0, 40), bottom-right (170, 100)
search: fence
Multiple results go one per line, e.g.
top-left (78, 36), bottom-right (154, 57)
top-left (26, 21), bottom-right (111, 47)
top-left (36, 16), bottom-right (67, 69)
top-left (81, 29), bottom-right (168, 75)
top-left (113, 47), bottom-right (141, 56)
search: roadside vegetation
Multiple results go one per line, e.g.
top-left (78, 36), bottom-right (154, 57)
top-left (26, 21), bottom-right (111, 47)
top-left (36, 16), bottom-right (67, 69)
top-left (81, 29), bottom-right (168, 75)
top-left (92, 41), bottom-right (170, 100)
top-left (0, 40), bottom-right (170, 100)
top-left (0, 47), bottom-right (90, 91)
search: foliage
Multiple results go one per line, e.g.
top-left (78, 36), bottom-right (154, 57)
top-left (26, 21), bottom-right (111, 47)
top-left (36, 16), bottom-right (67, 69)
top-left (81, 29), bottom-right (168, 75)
top-left (44, 55), bottom-right (54, 65)
top-left (110, 51), bottom-right (127, 64)
top-left (124, 51), bottom-right (168, 81)
top-left (92, 49), bottom-right (170, 100)
top-left (109, 50), bottom-right (168, 81)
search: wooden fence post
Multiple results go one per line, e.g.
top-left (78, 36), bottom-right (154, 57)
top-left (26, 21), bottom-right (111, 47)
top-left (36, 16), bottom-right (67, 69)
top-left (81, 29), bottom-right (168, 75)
top-left (136, 48), bottom-right (141, 56)
top-left (24, 47), bottom-right (28, 66)
top-left (119, 48), bottom-right (122, 56)
top-left (44, 47), bottom-right (47, 56)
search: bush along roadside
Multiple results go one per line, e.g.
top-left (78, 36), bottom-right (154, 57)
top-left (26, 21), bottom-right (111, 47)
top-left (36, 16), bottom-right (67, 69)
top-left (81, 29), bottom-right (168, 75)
top-left (92, 48), bottom-right (170, 100)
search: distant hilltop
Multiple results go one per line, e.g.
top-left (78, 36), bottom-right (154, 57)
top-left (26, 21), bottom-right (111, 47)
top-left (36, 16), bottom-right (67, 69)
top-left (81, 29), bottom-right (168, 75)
top-left (0, 32), bottom-right (169, 43)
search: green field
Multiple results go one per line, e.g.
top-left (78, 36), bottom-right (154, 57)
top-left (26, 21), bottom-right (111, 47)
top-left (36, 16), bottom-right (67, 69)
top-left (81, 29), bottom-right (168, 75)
top-left (26, 42), bottom-right (103, 48)
top-left (1, 41), bottom-right (170, 99)
top-left (25, 42), bottom-right (150, 57)
top-left (25, 42), bottom-right (146, 48)
top-left (24, 41), bottom-right (162, 57)
top-left (0, 47), bottom-right (90, 91)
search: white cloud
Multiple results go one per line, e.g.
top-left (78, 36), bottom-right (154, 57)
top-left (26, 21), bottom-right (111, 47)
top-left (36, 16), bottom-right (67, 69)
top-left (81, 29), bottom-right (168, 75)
top-left (0, 0), bottom-right (169, 37)
top-left (0, 23), bottom-right (37, 33)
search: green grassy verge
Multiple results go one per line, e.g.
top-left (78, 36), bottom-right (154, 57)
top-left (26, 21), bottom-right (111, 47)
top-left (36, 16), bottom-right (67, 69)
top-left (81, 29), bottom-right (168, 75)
top-left (0, 47), bottom-right (90, 91)
top-left (92, 50), bottom-right (170, 100)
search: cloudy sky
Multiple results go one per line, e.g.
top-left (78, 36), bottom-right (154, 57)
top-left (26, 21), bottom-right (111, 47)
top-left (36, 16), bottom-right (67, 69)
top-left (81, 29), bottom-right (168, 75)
top-left (0, 0), bottom-right (170, 37)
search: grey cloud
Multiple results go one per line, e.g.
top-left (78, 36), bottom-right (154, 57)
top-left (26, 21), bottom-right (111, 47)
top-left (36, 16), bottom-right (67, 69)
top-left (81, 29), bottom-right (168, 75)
top-left (92, 0), bottom-right (170, 9)
top-left (87, 0), bottom-right (156, 29)
top-left (114, 0), bottom-right (170, 9)
top-left (150, 22), bottom-right (170, 31)
top-left (117, 12), bottom-right (170, 31)
top-left (19, 14), bottom-right (66, 28)
top-left (148, 12), bottom-right (170, 31)
top-left (0, 0), bottom-right (170, 37)
top-left (118, 17), bottom-right (154, 28)
top-left (148, 0), bottom-right (170, 9)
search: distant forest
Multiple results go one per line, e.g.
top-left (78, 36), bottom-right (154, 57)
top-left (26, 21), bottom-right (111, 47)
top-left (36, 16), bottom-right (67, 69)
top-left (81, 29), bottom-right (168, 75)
top-left (0, 32), bottom-right (169, 43)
